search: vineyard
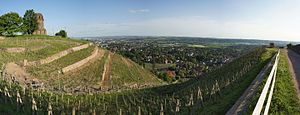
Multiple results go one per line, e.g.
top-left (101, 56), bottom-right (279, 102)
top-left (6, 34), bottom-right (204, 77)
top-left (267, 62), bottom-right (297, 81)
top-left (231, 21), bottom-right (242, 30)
top-left (0, 46), bottom-right (275, 114)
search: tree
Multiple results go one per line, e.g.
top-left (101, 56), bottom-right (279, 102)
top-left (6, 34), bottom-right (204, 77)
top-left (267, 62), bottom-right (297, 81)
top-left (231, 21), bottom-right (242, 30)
top-left (0, 12), bottom-right (22, 36)
top-left (23, 9), bottom-right (38, 34)
top-left (55, 30), bottom-right (67, 38)
top-left (287, 43), bottom-right (292, 49)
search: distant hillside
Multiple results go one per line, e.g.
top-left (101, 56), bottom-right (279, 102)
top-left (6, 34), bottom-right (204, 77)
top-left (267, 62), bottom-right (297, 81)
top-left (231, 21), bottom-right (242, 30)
top-left (0, 35), bottom-right (162, 93)
top-left (82, 36), bottom-right (300, 46)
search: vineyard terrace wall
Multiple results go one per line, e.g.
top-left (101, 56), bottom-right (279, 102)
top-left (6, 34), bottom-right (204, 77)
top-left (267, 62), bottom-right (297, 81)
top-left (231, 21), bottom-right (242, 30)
top-left (61, 47), bottom-right (99, 73)
top-left (24, 43), bottom-right (93, 66)
top-left (0, 47), bottom-right (26, 53)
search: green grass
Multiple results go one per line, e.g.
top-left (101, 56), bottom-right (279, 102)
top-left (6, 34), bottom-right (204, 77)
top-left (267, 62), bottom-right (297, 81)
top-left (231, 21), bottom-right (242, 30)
top-left (111, 54), bottom-right (163, 88)
top-left (192, 48), bottom-right (276, 114)
top-left (0, 47), bottom-right (274, 114)
top-left (0, 35), bottom-right (87, 65)
top-left (56, 50), bottom-right (109, 89)
top-left (26, 46), bottom-right (94, 82)
top-left (269, 50), bottom-right (300, 114)
top-left (188, 44), bottom-right (206, 48)
top-left (247, 49), bottom-right (300, 114)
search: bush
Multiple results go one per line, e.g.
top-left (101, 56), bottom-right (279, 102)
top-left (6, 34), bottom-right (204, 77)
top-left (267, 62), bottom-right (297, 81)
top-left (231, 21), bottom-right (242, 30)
top-left (55, 30), bottom-right (67, 38)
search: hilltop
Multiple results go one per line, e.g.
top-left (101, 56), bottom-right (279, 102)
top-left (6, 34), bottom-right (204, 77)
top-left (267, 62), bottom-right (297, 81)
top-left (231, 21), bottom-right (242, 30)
top-left (0, 35), bottom-right (163, 93)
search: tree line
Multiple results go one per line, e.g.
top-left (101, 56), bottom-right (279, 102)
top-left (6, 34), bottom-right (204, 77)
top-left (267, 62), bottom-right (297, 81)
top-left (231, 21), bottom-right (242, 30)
top-left (0, 9), bottom-right (67, 38)
top-left (0, 9), bottom-right (37, 36)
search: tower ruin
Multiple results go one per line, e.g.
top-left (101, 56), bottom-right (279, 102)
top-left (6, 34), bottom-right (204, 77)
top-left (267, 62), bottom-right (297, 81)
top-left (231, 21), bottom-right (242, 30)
top-left (33, 13), bottom-right (47, 35)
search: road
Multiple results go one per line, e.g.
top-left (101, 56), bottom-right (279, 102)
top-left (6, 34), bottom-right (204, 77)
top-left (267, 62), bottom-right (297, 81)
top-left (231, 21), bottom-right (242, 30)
top-left (226, 54), bottom-right (276, 115)
top-left (286, 49), bottom-right (300, 98)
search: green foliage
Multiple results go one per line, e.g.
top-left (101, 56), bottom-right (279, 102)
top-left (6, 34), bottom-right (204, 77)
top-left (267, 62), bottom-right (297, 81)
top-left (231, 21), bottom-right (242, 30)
top-left (287, 43), bottom-right (292, 49)
top-left (111, 53), bottom-right (162, 87)
top-left (22, 9), bottom-right (38, 35)
top-left (55, 30), bottom-right (67, 38)
top-left (270, 50), bottom-right (300, 114)
top-left (0, 12), bottom-right (22, 36)
top-left (158, 72), bottom-right (172, 82)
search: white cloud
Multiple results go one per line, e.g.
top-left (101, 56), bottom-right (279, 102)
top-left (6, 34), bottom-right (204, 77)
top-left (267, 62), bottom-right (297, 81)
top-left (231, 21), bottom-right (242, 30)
top-left (128, 9), bottom-right (150, 13)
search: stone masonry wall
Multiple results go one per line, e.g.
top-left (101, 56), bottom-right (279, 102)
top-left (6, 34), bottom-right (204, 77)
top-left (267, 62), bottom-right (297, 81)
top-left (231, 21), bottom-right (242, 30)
top-left (25, 43), bottom-right (92, 66)
top-left (1, 47), bottom-right (26, 53)
top-left (61, 47), bottom-right (99, 73)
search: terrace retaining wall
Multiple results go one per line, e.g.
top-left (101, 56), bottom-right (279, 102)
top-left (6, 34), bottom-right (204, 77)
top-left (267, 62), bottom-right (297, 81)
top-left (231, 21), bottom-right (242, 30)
top-left (1, 47), bottom-right (26, 53)
top-left (25, 43), bottom-right (92, 66)
top-left (61, 47), bottom-right (99, 73)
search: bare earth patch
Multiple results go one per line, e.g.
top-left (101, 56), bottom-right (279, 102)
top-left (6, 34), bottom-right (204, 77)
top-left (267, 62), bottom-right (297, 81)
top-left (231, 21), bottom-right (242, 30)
top-left (100, 52), bottom-right (114, 90)
top-left (3, 62), bottom-right (42, 88)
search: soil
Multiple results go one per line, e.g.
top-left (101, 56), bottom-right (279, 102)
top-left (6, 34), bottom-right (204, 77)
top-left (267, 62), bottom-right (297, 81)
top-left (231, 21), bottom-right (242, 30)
top-left (100, 52), bottom-right (113, 90)
top-left (3, 62), bottom-right (41, 87)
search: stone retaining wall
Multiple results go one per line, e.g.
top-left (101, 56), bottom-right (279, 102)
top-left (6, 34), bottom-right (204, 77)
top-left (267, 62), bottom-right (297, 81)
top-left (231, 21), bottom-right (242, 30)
top-left (1, 47), bottom-right (26, 53)
top-left (61, 47), bottom-right (99, 73)
top-left (25, 43), bottom-right (92, 66)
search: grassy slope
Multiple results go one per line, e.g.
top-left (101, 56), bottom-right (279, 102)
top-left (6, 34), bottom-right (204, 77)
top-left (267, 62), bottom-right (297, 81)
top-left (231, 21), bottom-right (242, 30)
top-left (26, 46), bottom-right (94, 83)
top-left (0, 35), bottom-right (87, 66)
top-left (0, 47), bottom-right (273, 114)
top-left (270, 50), bottom-right (300, 114)
top-left (111, 53), bottom-right (163, 88)
top-left (58, 50), bottom-right (109, 88)
top-left (247, 49), bottom-right (300, 114)
top-left (1, 35), bottom-right (162, 89)
top-left (193, 48), bottom-right (276, 114)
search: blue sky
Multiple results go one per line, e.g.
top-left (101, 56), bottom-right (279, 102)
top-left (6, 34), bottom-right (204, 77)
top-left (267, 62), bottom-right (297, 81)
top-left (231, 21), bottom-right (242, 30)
top-left (1, 0), bottom-right (300, 41)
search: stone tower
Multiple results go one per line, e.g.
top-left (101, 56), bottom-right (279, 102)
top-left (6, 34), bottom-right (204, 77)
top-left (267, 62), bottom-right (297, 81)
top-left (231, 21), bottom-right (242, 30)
top-left (33, 13), bottom-right (47, 35)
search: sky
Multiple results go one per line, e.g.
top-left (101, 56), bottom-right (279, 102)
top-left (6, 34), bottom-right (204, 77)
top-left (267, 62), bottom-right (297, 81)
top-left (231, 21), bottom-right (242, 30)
top-left (1, 0), bottom-right (300, 42)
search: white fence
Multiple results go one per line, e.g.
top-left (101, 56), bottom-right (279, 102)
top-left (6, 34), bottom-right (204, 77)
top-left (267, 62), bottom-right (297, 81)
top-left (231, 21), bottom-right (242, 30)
top-left (252, 50), bottom-right (280, 115)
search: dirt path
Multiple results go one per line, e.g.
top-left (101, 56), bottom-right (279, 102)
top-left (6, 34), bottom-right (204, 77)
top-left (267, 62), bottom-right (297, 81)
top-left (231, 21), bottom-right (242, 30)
top-left (100, 52), bottom-right (113, 90)
top-left (286, 49), bottom-right (300, 98)
top-left (226, 54), bottom-right (276, 115)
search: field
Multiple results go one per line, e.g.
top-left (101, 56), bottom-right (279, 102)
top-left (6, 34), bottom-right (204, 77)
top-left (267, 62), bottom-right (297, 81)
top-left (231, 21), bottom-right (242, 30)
top-left (188, 44), bottom-right (206, 48)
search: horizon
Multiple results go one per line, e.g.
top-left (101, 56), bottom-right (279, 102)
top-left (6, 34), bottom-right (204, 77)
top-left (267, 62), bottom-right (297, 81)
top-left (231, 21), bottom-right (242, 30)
top-left (78, 35), bottom-right (300, 43)
top-left (1, 0), bottom-right (300, 42)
